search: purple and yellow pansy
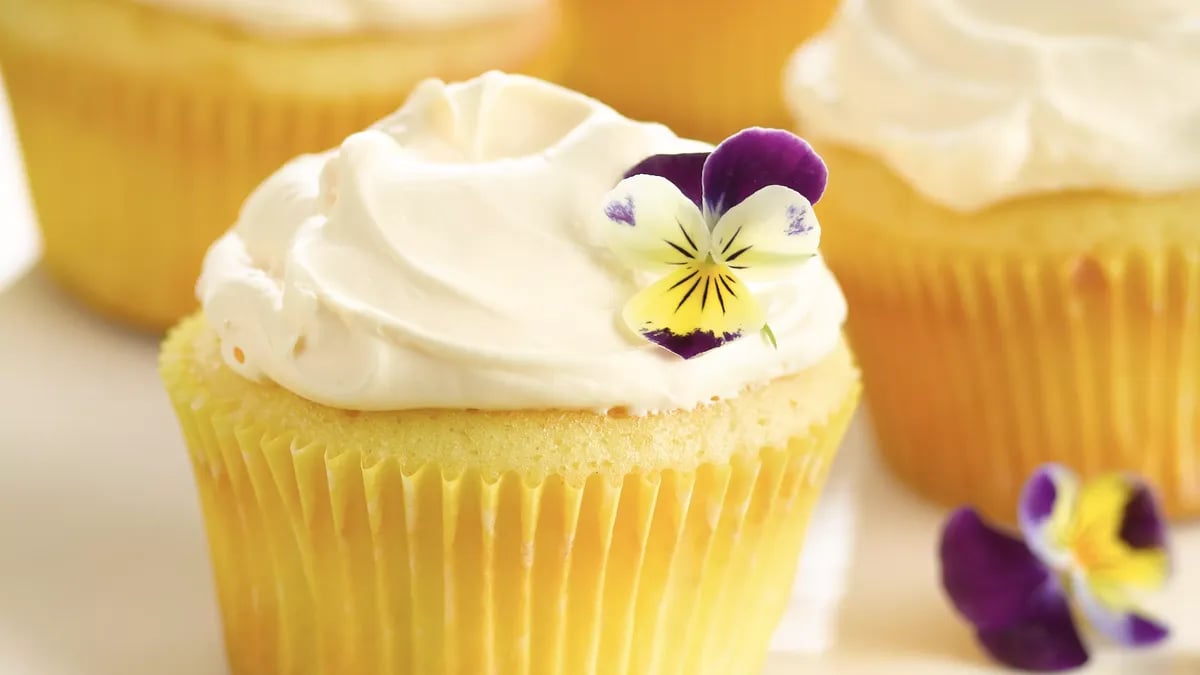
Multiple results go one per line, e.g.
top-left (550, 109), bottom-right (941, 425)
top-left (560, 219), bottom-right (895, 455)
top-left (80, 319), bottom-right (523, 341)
top-left (601, 128), bottom-right (827, 359)
top-left (941, 464), bottom-right (1171, 672)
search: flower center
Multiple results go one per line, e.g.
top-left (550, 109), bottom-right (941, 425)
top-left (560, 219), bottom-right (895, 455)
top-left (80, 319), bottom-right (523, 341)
top-left (1066, 520), bottom-right (1120, 575)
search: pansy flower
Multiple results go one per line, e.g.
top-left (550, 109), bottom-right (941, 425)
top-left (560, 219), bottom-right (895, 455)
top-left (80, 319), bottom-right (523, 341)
top-left (600, 128), bottom-right (827, 359)
top-left (941, 464), bottom-right (1171, 672)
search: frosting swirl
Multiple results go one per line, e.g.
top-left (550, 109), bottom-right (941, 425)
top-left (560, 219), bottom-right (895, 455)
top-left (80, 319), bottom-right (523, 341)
top-left (199, 73), bottom-right (847, 413)
top-left (132, 0), bottom-right (546, 34)
top-left (786, 0), bottom-right (1200, 211)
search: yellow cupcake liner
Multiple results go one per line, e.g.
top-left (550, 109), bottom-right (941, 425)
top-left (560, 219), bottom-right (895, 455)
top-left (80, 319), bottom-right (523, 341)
top-left (162, 351), bottom-right (859, 674)
top-left (562, 0), bottom-right (837, 143)
top-left (832, 240), bottom-right (1200, 522)
top-left (0, 0), bottom-right (563, 330)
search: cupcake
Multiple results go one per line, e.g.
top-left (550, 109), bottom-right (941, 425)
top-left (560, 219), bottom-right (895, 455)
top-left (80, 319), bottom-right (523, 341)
top-left (561, 0), bottom-right (837, 143)
top-left (770, 438), bottom-right (864, 654)
top-left (160, 73), bottom-right (860, 674)
top-left (785, 0), bottom-right (1200, 520)
top-left (0, 0), bottom-right (562, 329)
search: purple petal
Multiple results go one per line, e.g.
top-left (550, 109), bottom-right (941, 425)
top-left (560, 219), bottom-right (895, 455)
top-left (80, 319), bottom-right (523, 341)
top-left (701, 128), bottom-right (828, 220)
top-left (624, 152), bottom-right (708, 209)
top-left (1022, 467), bottom-right (1060, 524)
top-left (940, 508), bottom-right (1090, 671)
top-left (976, 583), bottom-right (1090, 672)
top-left (941, 508), bottom-right (1054, 630)
top-left (1071, 574), bottom-right (1170, 648)
top-left (1119, 481), bottom-right (1167, 551)
top-left (641, 328), bottom-right (741, 360)
top-left (1019, 464), bottom-right (1077, 568)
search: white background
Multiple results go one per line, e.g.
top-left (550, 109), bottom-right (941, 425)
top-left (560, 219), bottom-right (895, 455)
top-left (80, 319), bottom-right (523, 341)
top-left (0, 76), bottom-right (1196, 675)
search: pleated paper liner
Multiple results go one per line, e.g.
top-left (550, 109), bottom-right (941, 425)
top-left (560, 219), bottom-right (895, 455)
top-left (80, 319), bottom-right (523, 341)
top-left (823, 210), bottom-right (1200, 520)
top-left (770, 426), bottom-right (867, 654)
top-left (161, 323), bottom-right (861, 675)
top-left (0, 0), bottom-right (563, 330)
top-left (562, 0), bottom-right (837, 143)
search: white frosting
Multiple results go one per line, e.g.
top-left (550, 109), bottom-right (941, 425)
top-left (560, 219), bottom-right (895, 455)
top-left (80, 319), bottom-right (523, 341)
top-left (132, 0), bottom-right (545, 34)
top-left (199, 73), bottom-right (847, 414)
top-left (785, 0), bottom-right (1200, 211)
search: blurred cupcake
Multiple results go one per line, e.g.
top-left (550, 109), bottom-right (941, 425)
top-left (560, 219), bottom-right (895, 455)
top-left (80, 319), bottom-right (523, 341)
top-left (0, 0), bottom-right (562, 329)
top-left (562, 0), bottom-right (837, 143)
top-left (161, 73), bottom-right (860, 675)
top-left (786, 0), bottom-right (1200, 519)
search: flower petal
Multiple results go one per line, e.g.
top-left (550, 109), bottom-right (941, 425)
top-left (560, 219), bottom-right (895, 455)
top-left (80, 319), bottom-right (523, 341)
top-left (623, 152), bottom-right (709, 209)
top-left (1117, 480), bottom-right (1168, 551)
top-left (1071, 573), bottom-right (1169, 648)
top-left (602, 174), bottom-right (710, 274)
top-left (975, 582), bottom-right (1090, 672)
top-left (701, 128), bottom-right (828, 220)
top-left (941, 508), bottom-right (1056, 631)
top-left (709, 185), bottom-right (820, 282)
top-left (1019, 464), bottom-right (1079, 569)
top-left (622, 264), bottom-right (765, 359)
top-left (1069, 474), bottom-right (1170, 591)
top-left (940, 508), bottom-right (1089, 672)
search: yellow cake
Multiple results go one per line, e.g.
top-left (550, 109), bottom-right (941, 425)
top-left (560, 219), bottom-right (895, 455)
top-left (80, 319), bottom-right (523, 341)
top-left (787, 1), bottom-right (1200, 520)
top-left (0, 0), bottom-right (563, 329)
top-left (160, 74), bottom-right (860, 674)
top-left (562, 0), bottom-right (837, 143)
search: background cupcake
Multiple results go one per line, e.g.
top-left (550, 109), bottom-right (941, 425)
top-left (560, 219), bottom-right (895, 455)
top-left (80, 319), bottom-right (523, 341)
top-left (786, 0), bottom-right (1200, 520)
top-left (162, 73), bottom-right (860, 675)
top-left (562, 0), bottom-right (837, 143)
top-left (0, 0), bottom-right (562, 329)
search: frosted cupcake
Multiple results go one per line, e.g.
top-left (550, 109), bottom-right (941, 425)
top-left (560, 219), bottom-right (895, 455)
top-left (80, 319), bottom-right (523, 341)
top-left (0, 0), bottom-right (562, 329)
top-left (786, 0), bottom-right (1200, 519)
top-left (160, 73), bottom-right (859, 675)
top-left (562, 0), bottom-right (837, 143)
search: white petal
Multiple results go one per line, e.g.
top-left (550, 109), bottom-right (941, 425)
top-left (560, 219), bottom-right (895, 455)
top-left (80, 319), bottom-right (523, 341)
top-left (601, 174), bottom-right (709, 274)
top-left (709, 185), bottom-right (820, 282)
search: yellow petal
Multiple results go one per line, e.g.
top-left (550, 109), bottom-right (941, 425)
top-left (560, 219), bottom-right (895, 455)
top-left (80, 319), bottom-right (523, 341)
top-left (1068, 474), bottom-right (1169, 590)
top-left (1089, 549), bottom-right (1170, 590)
top-left (622, 263), bottom-right (765, 359)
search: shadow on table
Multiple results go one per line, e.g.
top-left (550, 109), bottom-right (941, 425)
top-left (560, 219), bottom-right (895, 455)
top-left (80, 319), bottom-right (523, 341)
top-left (0, 270), bottom-right (227, 675)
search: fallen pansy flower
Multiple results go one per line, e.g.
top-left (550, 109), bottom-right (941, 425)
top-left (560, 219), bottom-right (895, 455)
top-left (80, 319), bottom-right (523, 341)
top-left (940, 464), bottom-right (1171, 672)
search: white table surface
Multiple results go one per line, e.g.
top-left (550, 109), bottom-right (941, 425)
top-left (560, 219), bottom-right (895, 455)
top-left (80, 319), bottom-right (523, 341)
top-left (0, 83), bottom-right (1197, 675)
